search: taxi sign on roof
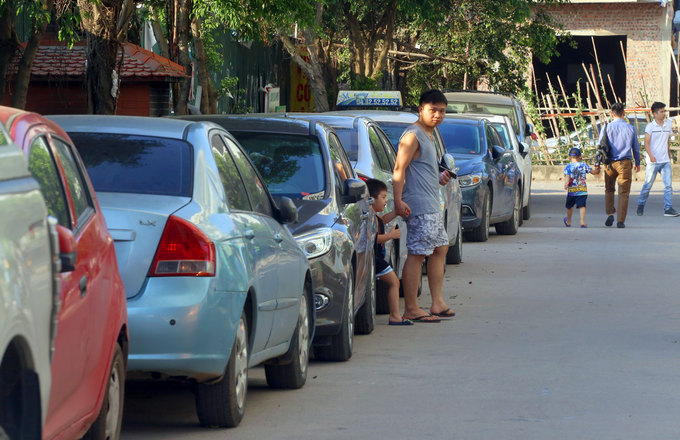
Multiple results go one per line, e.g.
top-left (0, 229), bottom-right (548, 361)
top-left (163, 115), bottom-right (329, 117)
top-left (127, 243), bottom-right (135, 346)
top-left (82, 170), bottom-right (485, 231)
top-left (336, 90), bottom-right (402, 107)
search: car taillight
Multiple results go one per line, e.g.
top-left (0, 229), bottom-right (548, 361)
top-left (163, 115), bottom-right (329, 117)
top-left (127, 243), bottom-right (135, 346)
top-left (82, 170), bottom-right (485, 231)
top-left (357, 174), bottom-right (368, 182)
top-left (149, 215), bottom-right (216, 277)
top-left (531, 133), bottom-right (538, 141)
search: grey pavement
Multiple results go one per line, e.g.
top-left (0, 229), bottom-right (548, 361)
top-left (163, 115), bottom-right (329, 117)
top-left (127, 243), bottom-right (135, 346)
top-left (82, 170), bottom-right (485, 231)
top-left (121, 180), bottom-right (680, 440)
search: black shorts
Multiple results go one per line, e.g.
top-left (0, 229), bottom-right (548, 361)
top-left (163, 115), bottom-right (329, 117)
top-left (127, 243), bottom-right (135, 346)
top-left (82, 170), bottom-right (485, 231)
top-left (565, 194), bottom-right (587, 209)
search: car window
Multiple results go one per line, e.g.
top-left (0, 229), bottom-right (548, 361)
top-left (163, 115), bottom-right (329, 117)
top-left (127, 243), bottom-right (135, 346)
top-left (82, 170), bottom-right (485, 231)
top-left (376, 122), bottom-right (408, 150)
top-left (327, 134), bottom-right (348, 203)
top-left (447, 101), bottom-right (520, 133)
top-left (224, 136), bottom-right (274, 218)
top-left (334, 127), bottom-right (359, 161)
top-left (377, 129), bottom-right (397, 168)
top-left (27, 136), bottom-right (70, 227)
top-left (486, 125), bottom-right (504, 151)
top-left (329, 133), bottom-right (353, 181)
top-left (491, 123), bottom-right (512, 150)
top-left (432, 128), bottom-right (446, 158)
top-left (70, 133), bottom-right (193, 197)
top-left (211, 134), bottom-right (251, 211)
top-left (368, 126), bottom-right (390, 171)
top-left (438, 122), bottom-right (483, 155)
top-left (51, 137), bottom-right (94, 224)
top-left (230, 131), bottom-right (325, 200)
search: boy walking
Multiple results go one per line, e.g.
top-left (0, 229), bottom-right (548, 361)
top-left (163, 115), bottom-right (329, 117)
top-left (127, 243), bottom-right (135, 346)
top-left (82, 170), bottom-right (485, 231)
top-left (564, 147), bottom-right (600, 227)
top-left (366, 179), bottom-right (413, 326)
top-left (636, 101), bottom-right (680, 217)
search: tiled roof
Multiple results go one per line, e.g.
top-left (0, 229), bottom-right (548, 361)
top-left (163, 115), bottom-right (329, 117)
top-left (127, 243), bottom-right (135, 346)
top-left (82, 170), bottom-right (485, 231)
top-left (10, 42), bottom-right (186, 80)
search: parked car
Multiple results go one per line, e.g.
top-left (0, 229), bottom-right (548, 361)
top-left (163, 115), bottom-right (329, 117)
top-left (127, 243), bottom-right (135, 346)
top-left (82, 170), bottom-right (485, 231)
top-left (177, 114), bottom-right (377, 362)
top-left (343, 110), bottom-right (464, 264)
top-left (2, 107), bottom-right (129, 439)
top-left (438, 115), bottom-right (522, 242)
top-left (50, 115), bottom-right (314, 428)
top-left (0, 123), bottom-right (61, 440)
top-left (444, 90), bottom-right (536, 147)
top-left (467, 113), bottom-right (532, 221)
top-left (544, 114), bottom-right (649, 152)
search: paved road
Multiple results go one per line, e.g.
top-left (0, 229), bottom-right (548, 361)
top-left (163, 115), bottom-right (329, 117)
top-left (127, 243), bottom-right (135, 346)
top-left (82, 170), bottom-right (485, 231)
top-left (121, 180), bottom-right (680, 440)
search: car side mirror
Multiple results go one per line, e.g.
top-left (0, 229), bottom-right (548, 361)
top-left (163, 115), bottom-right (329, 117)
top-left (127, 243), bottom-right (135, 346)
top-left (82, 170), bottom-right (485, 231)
top-left (518, 142), bottom-right (527, 154)
top-left (342, 178), bottom-right (367, 204)
top-left (526, 123), bottom-right (534, 135)
top-left (491, 145), bottom-right (504, 160)
top-left (439, 153), bottom-right (457, 179)
top-left (56, 224), bottom-right (77, 272)
top-left (274, 196), bottom-right (298, 224)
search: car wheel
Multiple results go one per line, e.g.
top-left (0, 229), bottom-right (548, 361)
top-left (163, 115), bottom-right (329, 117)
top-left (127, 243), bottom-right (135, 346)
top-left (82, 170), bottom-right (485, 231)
top-left (265, 284), bottom-right (311, 389)
top-left (465, 190), bottom-right (490, 242)
top-left (446, 219), bottom-right (463, 264)
top-left (523, 188), bottom-right (531, 220)
top-left (196, 312), bottom-right (248, 427)
top-left (518, 185), bottom-right (524, 227)
top-left (355, 260), bottom-right (376, 335)
top-left (313, 272), bottom-right (354, 362)
top-left (82, 343), bottom-right (125, 440)
top-left (495, 187), bottom-right (521, 235)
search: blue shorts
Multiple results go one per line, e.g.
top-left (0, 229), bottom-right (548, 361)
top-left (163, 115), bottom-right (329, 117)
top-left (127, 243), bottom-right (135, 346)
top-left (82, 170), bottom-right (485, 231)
top-left (566, 194), bottom-right (587, 209)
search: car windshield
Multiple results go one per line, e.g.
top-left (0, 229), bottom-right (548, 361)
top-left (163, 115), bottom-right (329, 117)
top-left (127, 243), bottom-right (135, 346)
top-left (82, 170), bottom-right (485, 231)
top-left (230, 132), bottom-right (326, 199)
top-left (447, 101), bottom-right (520, 133)
top-left (68, 133), bottom-right (193, 197)
top-left (334, 128), bottom-right (359, 161)
top-left (375, 122), bottom-right (409, 150)
top-left (438, 122), bottom-right (483, 155)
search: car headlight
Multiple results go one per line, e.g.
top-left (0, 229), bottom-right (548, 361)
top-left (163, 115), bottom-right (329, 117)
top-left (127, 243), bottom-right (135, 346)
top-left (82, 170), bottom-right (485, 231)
top-left (295, 228), bottom-right (333, 259)
top-left (458, 174), bottom-right (482, 187)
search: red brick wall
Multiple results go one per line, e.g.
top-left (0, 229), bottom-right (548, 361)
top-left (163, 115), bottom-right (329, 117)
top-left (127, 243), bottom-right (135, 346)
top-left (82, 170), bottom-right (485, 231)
top-left (545, 2), bottom-right (672, 106)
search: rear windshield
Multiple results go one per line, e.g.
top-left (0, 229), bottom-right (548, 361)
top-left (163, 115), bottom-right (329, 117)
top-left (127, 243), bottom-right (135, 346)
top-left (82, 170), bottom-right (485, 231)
top-left (229, 132), bottom-right (326, 199)
top-left (68, 133), bottom-right (193, 197)
top-left (438, 123), bottom-right (483, 155)
top-left (447, 101), bottom-right (519, 133)
top-left (375, 122), bottom-right (408, 150)
top-left (333, 128), bottom-right (359, 161)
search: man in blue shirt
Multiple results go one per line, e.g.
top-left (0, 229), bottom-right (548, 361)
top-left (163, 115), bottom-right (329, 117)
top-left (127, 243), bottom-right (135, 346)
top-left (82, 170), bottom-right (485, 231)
top-left (598, 102), bottom-right (641, 228)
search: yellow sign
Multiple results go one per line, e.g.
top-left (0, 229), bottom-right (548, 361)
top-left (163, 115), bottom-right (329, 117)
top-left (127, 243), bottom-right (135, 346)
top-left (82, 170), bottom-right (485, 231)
top-left (290, 48), bottom-right (315, 112)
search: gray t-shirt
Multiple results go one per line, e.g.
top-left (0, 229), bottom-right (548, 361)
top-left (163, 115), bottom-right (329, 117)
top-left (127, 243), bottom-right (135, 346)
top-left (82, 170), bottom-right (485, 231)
top-left (400, 124), bottom-right (441, 216)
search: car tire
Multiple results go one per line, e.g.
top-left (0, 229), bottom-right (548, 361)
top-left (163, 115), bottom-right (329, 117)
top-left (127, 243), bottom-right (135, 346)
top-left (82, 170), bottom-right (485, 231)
top-left (195, 312), bottom-right (248, 427)
top-left (523, 188), bottom-right (531, 220)
top-left (465, 190), bottom-right (490, 242)
top-left (82, 343), bottom-right (125, 440)
top-left (265, 284), bottom-right (311, 389)
top-left (313, 272), bottom-right (354, 362)
top-left (355, 260), bottom-right (376, 335)
top-left (495, 187), bottom-right (521, 236)
top-left (446, 219), bottom-right (463, 264)
top-left (0, 353), bottom-right (41, 440)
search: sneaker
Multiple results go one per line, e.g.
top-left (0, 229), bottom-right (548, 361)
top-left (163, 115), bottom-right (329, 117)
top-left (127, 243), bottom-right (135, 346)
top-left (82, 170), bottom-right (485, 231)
top-left (617, 222), bottom-right (625, 228)
top-left (605, 215), bottom-right (615, 227)
top-left (664, 208), bottom-right (680, 217)
top-left (637, 205), bottom-right (644, 216)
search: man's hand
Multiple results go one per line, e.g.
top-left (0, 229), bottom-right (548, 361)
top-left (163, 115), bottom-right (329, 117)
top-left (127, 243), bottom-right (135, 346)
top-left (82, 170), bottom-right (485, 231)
top-left (649, 154), bottom-right (657, 163)
top-left (591, 166), bottom-right (601, 175)
top-left (634, 165), bottom-right (640, 173)
top-left (395, 200), bottom-right (411, 218)
top-left (439, 170), bottom-right (451, 186)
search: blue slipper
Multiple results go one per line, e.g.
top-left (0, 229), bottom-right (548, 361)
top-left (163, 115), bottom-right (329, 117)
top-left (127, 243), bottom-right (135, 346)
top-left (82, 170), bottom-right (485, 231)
top-left (389, 318), bottom-right (414, 326)
top-left (580, 224), bottom-right (587, 228)
top-left (563, 217), bottom-right (571, 227)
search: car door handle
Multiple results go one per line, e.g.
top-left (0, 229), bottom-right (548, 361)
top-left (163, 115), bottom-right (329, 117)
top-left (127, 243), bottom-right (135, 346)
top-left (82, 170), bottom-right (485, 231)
top-left (79, 276), bottom-right (87, 297)
top-left (361, 211), bottom-right (370, 220)
top-left (244, 230), bottom-right (255, 240)
top-left (273, 233), bottom-right (284, 243)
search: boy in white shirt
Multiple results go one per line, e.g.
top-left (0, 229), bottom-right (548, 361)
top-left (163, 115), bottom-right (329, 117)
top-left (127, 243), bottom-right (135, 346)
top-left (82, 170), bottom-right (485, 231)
top-left (636, 101), bottom-right (680, 216)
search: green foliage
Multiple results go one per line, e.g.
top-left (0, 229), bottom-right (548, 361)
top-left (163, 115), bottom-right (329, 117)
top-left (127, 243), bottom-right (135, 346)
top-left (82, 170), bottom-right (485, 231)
top-left (218, 75), bottom-right (252, 114)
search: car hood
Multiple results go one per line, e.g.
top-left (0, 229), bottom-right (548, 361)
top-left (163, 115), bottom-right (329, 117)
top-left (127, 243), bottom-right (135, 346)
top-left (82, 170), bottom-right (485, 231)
top-left (285, 197), bottom-right (336, 237)
top-left (454, 156), bottom-right (485, 176)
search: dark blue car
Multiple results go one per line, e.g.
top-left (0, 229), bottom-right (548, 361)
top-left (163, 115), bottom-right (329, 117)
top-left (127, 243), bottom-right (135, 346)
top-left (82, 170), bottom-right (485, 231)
top-left (438, 115), bottom-right (522, 242)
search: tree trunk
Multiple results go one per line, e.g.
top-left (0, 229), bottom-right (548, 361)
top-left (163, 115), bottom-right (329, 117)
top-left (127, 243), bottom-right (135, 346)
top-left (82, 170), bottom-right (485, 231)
top-left (190, 16), bottom-right (213, 114)
top-left (0, 4), bottom-right (18, 105)
top-left (172, 0), bottom-right (192, 115)
top-left (150, 10), bottom-right (169, 59)
top-left (280, 34), bottom-right (329, 112)
top-left (85, 34), bottom-right (121, 114)
top-left (11, 0), bottom-right (52, 109)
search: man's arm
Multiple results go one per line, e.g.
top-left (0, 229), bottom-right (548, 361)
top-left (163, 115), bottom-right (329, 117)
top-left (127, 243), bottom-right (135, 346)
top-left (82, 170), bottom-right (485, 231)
top-left (632, 129), bottom-right (641, 171)
top-left (644, 132), bottom-right (655, 163)
top-left (393, 132), bottom-right (419, 217)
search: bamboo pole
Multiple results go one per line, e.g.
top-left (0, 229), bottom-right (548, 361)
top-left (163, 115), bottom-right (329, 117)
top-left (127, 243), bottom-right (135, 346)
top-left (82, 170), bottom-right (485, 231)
top-left (591, 37), bottom-right (610, 108)
top-left (556, 74), bottom-right (583, 145)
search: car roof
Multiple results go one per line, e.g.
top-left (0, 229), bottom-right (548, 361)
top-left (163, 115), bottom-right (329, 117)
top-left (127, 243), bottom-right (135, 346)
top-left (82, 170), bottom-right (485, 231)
top-left (442, 114), bottom-right (488, 125)
top-left (444, 91), bottom-right (515, 106)
top-left (332, 110), bottom-right (419, 124)
top-left (47, 114), bottom-right (196, 139)
top-left (177, 114), bottom-right (321, 136)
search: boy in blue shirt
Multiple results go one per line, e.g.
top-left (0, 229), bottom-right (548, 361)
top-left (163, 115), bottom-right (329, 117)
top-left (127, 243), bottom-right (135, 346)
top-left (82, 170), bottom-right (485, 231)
top-left (564, 147), bottom-right (600, 227)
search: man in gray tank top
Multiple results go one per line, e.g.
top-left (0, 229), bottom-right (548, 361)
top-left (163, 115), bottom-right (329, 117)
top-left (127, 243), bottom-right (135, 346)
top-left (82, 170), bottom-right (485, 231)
top-left (393, 90), bottom-right (453, 323)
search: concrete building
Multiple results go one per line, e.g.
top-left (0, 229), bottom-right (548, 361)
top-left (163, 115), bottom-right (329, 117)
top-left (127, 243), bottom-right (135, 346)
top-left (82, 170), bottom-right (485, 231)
top-left (534, 0), bottom-right (675, 108)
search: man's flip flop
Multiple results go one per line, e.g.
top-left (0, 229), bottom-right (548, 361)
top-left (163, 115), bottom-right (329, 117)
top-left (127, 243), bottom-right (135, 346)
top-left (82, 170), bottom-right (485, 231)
top-left (389, 318), bottom-right (414, 326)
top-left (406, 314), bottom-right (441, 323)
top-left (563, 217), bottom-right (570, 227)
top-left (432, 308), bottom-right (455, 318)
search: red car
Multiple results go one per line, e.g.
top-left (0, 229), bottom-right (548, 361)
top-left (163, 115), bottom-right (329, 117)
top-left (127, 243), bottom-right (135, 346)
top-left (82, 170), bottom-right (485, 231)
top-left (0, 106), bottom-right (128, 440)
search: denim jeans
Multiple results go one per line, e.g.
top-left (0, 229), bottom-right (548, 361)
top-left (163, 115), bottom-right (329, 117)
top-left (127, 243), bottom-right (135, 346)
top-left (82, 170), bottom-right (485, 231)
top-left (637, 161), bottom-right (673, 210)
